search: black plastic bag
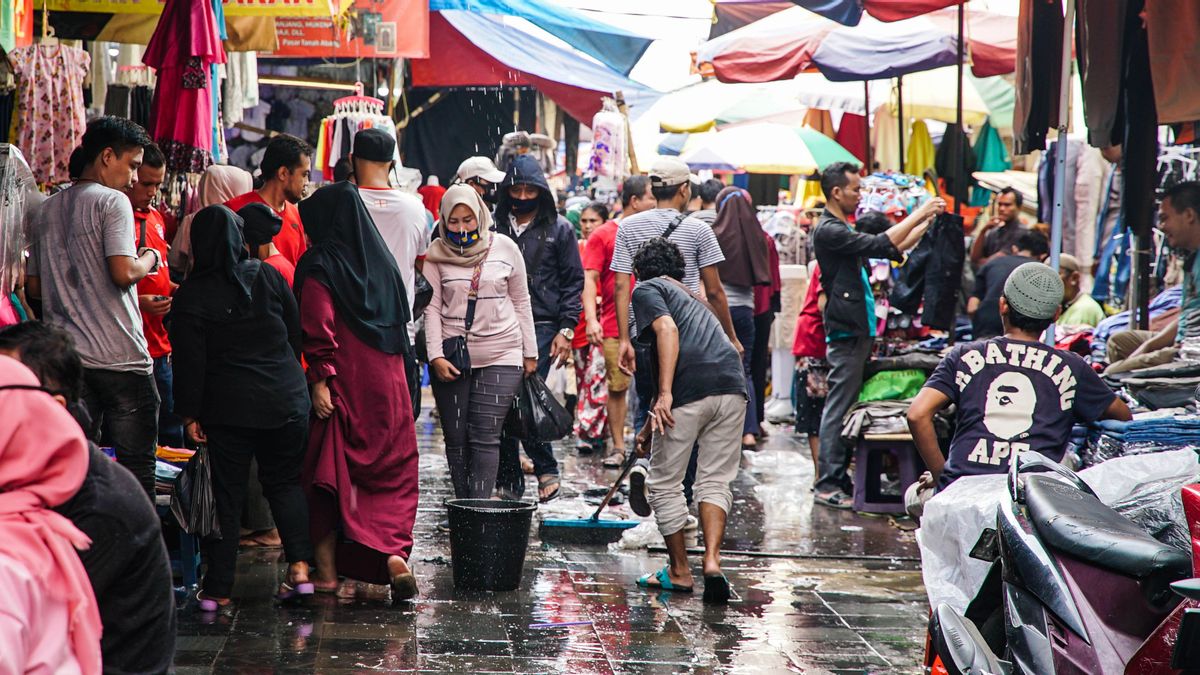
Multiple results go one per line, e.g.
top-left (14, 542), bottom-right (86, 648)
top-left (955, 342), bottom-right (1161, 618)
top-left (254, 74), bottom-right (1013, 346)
top-left (170, 446), bottom-right (222, 539)
top-left (503, 388), bottom-right (529, 440)
top-left (412, 271), bottom-right (433, 317)
top-left (520, 372), bottom-right (571, 441)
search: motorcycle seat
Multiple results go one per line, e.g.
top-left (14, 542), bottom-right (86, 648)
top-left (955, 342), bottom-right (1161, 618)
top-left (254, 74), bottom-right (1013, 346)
top-left (1024, 475), bottom-right (1191, 580)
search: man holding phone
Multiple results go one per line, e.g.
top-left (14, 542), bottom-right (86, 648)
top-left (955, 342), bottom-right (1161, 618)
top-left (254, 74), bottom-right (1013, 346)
top-left (969, 187), bottom-right (1027, 268)
top-left (126, 143), bottom-right (182, 447)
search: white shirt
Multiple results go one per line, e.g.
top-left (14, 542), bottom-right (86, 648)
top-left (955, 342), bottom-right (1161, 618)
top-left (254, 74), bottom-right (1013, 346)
top-left (358, 186), bottom-right (430, 338)
top-left (509, 213), bottom-right (532, 238)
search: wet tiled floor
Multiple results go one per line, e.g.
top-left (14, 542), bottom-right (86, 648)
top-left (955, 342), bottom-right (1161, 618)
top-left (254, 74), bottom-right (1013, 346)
top-left (175, 404), bottom-right (928, 673)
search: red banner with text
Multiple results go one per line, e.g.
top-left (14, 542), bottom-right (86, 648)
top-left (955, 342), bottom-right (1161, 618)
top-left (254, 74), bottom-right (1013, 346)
top-left (265, 0), bottom-right (428, 59)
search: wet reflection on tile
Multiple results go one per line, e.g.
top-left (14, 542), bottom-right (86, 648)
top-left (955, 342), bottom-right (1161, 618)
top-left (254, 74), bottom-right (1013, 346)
top-left (174, 406), bottom-right (928, 672)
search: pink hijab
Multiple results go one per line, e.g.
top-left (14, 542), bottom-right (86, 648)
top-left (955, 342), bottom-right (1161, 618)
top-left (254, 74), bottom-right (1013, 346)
top-left (0, 356), bottom-right (100, 674)
top-left (170, 164), bottom-right (253, 273)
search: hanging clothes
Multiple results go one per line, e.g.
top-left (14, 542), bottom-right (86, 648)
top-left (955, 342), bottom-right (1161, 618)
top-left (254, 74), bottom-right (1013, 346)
top-left (1013, 0), bottom-right (1063, 155)
top-left (222, 52), bottom-right (259, 128)
top-left (1144, 0), bottom-right (1200, 126)
top-left (970, 121), bottom-right (1012, 206)
top-left (143, 0), bottom-right (226, 174)
top-left (935, 124), bottom-right (978, 206)
top-left (890, 213), bottom-right (966, 331)
top-left (1092, 166), bottom-right (1129, 306)
top-left (1077, 0), bottom-right (1128, 147)
top-left (1037, 138), bottom-right (1107, 267)
top-left (835, 112), bottom-right (868, 165)
top-left (802, 108), bottom-right (836, 139)
top-left (871, 104), bottom-right (902, 172)
top-left (9, 44), bottom-right (90, 185)
top-left (314, 101), bottom-right (399, 181)
top-left (904, 120), bottom-right (935, 178)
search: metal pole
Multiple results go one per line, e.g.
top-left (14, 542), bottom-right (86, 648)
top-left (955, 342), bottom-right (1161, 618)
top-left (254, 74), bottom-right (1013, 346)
top-left (897, 76), bottom-right (904, 171)
top-left (1047, 0), bottom-right (1076, 344)
top-left (864, 81), bottom-right (872, 171)
top-left (955, 2), bottom-right (965, 216)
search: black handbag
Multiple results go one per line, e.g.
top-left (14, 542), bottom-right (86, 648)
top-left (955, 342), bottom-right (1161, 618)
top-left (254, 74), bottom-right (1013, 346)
top-left (440, 248), bottom-right (489, 374)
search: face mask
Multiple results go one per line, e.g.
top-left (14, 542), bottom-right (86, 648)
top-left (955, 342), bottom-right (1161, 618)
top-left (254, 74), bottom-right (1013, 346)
top-left (511, 196), bottom-right (539, 214)
top-left (446, 228), bottom-right (481, 249)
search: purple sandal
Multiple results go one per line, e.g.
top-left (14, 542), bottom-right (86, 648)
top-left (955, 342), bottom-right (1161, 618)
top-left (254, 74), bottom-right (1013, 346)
top-left (277, 581), bottom-right (315, 602)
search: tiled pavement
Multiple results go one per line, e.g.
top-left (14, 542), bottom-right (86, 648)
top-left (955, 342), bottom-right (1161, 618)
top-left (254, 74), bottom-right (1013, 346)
top-left (174, 406), bottom-right (929, 674)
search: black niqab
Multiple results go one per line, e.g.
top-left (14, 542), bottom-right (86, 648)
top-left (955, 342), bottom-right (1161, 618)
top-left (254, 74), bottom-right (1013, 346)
top-left (294, 181), bottom-right (411, 355)
top-left (173, 205), bottom-right (262, 321)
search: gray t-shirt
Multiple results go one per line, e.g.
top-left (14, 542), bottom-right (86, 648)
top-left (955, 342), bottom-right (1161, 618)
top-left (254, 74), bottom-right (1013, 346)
top-left (632, 277), bottom-right (745, 409)
top-left (28, 182), bottom-right (151, 373)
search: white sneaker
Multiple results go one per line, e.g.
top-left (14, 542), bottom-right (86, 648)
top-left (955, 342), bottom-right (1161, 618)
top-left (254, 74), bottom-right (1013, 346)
top-left (765, 397), bottom-right (795, 424)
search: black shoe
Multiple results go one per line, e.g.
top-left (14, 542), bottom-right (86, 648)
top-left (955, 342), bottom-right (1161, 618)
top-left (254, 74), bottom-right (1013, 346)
top-left (628, 462), bottom-right (651, 517)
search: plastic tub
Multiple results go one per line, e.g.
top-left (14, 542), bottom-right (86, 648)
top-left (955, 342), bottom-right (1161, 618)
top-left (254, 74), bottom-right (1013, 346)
top-left (445, 498), bottom-right (537, 591)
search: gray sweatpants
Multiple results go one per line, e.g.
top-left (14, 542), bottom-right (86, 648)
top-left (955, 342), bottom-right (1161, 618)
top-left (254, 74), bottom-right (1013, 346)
top-left (432, 365), bottom-right (523, 499)
top-left (816, 337), bottom-right (873, 493)
top-left (646, 393), bottom-right (745, 537)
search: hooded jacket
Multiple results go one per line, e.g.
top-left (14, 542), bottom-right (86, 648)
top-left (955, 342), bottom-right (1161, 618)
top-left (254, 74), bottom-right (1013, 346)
top-left (493, 155), bottom-right (584, 331)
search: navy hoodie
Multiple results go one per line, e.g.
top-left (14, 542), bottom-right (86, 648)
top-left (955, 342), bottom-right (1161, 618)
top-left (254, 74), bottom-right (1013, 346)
top-left (493, 155), bottom-right (584, 332)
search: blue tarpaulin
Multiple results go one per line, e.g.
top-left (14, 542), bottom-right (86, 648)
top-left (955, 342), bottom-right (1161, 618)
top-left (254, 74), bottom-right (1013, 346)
top-left (430, 0), bottom-right (652, 76)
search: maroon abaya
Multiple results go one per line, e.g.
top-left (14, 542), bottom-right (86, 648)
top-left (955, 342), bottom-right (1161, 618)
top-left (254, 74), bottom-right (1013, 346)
top-left (300, 278), bottom-right (418, 583)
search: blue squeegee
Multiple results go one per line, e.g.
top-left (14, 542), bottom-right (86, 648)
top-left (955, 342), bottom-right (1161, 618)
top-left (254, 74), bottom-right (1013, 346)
top-left (539, 450), bottom-right (640, 545)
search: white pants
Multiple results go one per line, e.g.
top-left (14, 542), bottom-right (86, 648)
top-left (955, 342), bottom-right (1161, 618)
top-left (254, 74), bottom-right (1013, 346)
top-left (647, 393), bottom-right (745, 537)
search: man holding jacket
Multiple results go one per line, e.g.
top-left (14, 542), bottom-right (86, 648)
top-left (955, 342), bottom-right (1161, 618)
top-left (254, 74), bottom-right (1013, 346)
top-left (811, 162), bottom-right (943, 509)
top-left (494, 154), bottom-right (584, 502)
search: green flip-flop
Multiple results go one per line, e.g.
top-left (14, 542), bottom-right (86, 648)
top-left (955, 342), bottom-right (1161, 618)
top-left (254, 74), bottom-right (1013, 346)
top-left (636, 566), bottom-right (693, 593)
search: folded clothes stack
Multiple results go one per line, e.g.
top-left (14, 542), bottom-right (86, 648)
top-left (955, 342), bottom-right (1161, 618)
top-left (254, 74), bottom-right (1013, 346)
top-left (1181, 336), bottom-right (1200, 362)
top-left (1093, 416), bottom-right (1200, 444)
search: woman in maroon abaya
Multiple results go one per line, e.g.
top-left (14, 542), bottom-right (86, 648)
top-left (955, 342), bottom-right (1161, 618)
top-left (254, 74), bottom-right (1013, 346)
top-left (295, 181), bottom-right (420, 602)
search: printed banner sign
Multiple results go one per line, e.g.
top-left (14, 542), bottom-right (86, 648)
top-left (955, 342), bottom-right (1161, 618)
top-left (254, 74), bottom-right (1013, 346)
top-left (265, 0), bottom-right (428, 59)
top-left (44, 0), bottom-right (352, 18)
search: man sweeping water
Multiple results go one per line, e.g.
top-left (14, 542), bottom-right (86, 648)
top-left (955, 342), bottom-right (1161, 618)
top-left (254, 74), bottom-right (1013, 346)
top-left (628, 237), bottom-right (746, 604)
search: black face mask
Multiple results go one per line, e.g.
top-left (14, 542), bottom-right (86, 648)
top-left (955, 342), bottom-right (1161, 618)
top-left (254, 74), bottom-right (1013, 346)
top-left (511, 196), bottom-right (539, 215)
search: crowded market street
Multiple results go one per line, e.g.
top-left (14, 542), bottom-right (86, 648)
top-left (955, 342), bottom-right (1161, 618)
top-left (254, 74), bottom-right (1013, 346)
top-left (173, 409), bottom-right (927, 674)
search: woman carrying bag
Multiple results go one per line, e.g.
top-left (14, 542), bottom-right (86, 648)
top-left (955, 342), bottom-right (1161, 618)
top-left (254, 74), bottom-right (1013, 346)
top-left (170, 205), bottom-right (314, 611)
top-left (424, 184), bottom-right (537, 500)
top-left (295, 182), bottom-right (421, 602)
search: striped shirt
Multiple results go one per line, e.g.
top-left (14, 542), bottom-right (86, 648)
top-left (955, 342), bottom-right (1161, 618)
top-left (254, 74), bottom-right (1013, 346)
top-left (611, 208), bottom-right (725, 329)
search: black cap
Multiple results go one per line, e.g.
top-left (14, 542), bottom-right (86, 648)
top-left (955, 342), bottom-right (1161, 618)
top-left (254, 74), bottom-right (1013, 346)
top-left (352, 128), bottom-right (396, 163)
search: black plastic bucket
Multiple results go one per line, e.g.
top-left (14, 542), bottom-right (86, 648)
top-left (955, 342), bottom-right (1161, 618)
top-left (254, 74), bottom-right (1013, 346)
top-left (445, 498), bottom-right (537, 591)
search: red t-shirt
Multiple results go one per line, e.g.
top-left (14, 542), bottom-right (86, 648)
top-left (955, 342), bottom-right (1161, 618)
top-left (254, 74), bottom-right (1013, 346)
top-left (134, 208), bottom-right (173, 358)
top-left (793, 262), bottom-right (827, 359)
top-left (264, 253), bottom-right (296, 288)
top-left (581, 220), bottom-right (623, 340)
top-left (225, 191), bottom-right (307, 267)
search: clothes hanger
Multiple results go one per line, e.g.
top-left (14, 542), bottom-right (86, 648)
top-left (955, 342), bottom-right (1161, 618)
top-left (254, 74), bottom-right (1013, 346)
top-left (39, 0), bottom-right (59, 47)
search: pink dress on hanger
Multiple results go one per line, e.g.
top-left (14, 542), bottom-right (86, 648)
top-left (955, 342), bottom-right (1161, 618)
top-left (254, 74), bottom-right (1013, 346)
top-left (10, 44), bottom-right (89, 185)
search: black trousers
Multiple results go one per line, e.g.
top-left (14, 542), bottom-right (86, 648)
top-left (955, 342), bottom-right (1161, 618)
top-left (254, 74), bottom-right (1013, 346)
top-left (202, 419), bottom-right (313, 598)
top-left (82, 368), bottom-right (159, 500)
top-left (751, 311), bottom-right (774, 429)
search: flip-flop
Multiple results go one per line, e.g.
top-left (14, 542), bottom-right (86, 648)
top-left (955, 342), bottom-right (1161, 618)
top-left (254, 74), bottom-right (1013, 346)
top-left (814, 490), bottom-right (853, 510)
top-left (537, 474), bottom-right (561, 503)
top-left (602, 452), bottom-right (625, 468)
top-left (277, 581), bottom-right (315, 602)
top-left (703, 574), bottom-right (732, 604)
top-left (636, 567), bottom-right (693, 593)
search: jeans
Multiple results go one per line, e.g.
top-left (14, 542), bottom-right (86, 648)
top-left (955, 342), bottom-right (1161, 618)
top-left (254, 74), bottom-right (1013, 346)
top-left (730, 306), bottom-right (758, 437)
top-left (432, 365), bottom-right (523, 499)
top-left (1092, 226), bottom-right (1131, 306)
top-left (816, 337), bottom-right (873, 494)
top-left (203, 419), bottom-right (313, 598)
top-left (152, 356), bottom-right (184, 448)
top-left (82, 368), bottom-right (159, 499)
top-left (497, 322), bottom-right (560, 497)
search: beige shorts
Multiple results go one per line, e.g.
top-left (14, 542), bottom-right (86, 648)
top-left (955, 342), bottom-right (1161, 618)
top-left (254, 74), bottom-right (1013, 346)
top-left (602, 338), bottom-right (630, 392)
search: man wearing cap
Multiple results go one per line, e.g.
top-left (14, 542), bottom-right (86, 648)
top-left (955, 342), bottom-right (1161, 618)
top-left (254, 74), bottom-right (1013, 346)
top-left (905, 262), bottom-right (1131, 521)
top-left (1057, 253), bottom-right (1106, 328)
top-left (351, 128), bottom-right (428, 341)
top-left (493, 154), bottom-right (584, 503)
top-left (456, 156), bottom-right (508, 206)
top-left (811, 162), bottom-right (944, 509)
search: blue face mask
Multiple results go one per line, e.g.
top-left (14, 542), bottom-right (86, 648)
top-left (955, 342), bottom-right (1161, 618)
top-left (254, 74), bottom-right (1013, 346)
top-left (446, 228), bottom-right (481, 248)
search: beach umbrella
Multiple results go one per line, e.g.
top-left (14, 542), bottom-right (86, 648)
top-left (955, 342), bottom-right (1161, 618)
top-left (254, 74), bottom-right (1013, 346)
top-left (681, 123), bottom-right (859, 174)
top-left (696, 7), bottom-right (1016, 84)
top-left (143, 0), bottom-right (226, 173)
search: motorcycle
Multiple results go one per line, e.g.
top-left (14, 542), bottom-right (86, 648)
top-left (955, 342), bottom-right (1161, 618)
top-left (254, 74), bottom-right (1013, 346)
top-left (927, 450), bottom-right (1200, 674)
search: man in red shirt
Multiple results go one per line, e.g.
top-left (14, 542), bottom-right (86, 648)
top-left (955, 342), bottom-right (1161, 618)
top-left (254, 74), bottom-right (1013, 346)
top-left (582, 175), bottom-right (655, 467)
top-left (226, 134), bottom-right (311, 266)
top-left (125, 143), bottom-right (183, 447)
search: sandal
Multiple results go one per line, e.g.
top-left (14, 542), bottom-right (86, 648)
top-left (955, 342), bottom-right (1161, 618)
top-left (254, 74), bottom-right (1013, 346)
top-left (703, 574), bottom-right (732, 604)
top-left (196, 590), bottom-right (232, 613)
top-left (813, 490), bottom-right (853, 510)
top-left (537, 474), bottom-right (561, 503)
top-left (636, 567), bottom-right (693, 593)
top-left (240, 529), bottom-right (282, 548)
top-left (602, 451), bottom-right (625, 468)
top-left (277, 580), bottom-right (315, 602)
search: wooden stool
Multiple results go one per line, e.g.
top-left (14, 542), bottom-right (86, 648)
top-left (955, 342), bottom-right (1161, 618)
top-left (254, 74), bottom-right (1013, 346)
top-left (852, 433), bottom-right (923, 514)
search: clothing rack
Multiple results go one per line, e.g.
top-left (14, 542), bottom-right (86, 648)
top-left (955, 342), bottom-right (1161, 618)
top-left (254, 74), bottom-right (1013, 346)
top-left (315, 82), bottom-right (397, 182)
top-left (332, 82), bottom-right (385, 116)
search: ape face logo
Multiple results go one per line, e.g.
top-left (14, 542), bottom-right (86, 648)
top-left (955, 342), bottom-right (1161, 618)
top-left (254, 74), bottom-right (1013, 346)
top-left (983, 372), bottom-right (1036, 439)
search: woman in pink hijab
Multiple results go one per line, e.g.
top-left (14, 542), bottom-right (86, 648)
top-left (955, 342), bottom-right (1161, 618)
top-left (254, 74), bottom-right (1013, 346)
top-left (0, 355), bottom-right (101, 674)
top-left (170, 164), bottom-right (253, 275)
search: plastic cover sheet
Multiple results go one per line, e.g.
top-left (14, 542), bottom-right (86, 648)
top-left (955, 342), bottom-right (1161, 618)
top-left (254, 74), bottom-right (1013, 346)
top-left (0, 145), bottom-right (42, 294)
top-left (916, 448), bottom-right (1200, 612)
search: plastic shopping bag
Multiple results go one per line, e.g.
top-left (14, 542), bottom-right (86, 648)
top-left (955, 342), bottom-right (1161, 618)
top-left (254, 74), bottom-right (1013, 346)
top-left (170, 445), bottom-right (222, 539)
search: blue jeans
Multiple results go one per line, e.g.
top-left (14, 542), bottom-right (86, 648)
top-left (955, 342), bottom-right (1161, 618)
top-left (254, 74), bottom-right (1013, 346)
top-left (730, 305), bottom-right (758, 436)
top-left (496, 322), bottom-right (561, 497)
top-left (153, 356), bottom-right (185, 448)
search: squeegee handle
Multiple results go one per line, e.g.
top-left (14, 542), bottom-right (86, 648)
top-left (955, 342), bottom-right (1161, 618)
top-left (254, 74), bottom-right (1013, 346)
top-left (589, 450), bottom-right (639, 521)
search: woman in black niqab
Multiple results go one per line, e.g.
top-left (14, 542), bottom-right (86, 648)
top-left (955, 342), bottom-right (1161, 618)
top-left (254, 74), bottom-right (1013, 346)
top-left (294, 182), bottom-right (411, 355)
top-left (173, 205), bottom-right (260, 321)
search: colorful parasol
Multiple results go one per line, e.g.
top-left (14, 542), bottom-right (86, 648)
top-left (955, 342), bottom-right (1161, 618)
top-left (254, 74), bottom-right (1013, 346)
top-left (681, 123), bottom-right (860, 174)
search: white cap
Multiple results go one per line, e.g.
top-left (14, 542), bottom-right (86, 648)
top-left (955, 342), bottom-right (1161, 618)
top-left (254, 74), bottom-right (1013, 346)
top-left (648, 157), bottom-right (699, 188)
top-left (457, 156), bottom-right (507, 184)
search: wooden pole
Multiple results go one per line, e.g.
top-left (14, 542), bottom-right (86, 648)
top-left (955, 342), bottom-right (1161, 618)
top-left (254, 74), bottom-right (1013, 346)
top-left (615, 90), bottom-right (640, 175)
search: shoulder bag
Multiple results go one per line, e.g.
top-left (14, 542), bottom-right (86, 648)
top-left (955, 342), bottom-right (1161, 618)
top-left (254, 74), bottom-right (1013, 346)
top-left (440, 246), bottom-right (490, 374)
